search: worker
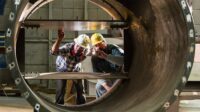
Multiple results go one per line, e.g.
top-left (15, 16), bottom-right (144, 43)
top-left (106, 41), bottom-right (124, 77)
top-left (90, 33), bottom-right (124, 98)
top-left (51, 29), bottom-right (90, 105)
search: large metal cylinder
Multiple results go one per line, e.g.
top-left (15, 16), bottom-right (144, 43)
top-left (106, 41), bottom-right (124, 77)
top-left (5, 0), bottom-right (195, 112)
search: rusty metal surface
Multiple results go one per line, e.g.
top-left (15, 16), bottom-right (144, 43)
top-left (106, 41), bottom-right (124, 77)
top-left (4, 0), bottom-right (195, 112)
top-left (88, 1), bottom-right (193, 112)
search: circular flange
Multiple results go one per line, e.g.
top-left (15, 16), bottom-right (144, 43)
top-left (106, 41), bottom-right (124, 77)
top-left (5, 0), bottom-right (195, 112)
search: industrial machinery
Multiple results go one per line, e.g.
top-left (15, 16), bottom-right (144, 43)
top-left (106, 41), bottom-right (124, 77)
top-left (0, 0), bottom-right (195, 112)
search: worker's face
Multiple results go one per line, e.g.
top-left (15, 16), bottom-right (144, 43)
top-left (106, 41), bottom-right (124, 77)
top-left (74, 44), bottom-right (85, 54)
top-left (94, 42), bottom-right (106, 50)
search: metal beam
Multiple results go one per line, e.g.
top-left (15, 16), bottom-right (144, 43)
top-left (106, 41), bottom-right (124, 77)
top-left (22, 19), bottom-right (128, 31)
top-left (24, 72), bottom-right (128, 79)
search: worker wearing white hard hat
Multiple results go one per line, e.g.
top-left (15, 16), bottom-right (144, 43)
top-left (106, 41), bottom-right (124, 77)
top-left (51, 29), bottom-right (90, 105)
top-left (74, 34), bottom-right (90, 49)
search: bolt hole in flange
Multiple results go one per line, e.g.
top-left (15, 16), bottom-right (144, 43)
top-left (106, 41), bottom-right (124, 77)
top-left (5, 0), bottom-right (195, 112)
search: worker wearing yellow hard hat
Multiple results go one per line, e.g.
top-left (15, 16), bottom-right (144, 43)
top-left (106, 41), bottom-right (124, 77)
top-left (90, 33), bottom-right (124, 98)
top-left (91, 33), bottom-right (106, 46)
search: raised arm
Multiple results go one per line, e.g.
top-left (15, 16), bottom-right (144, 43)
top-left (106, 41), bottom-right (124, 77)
top-left (94, 46), bottom-right (124, 66)
top-left (51, 29), bottom-right (64, 54)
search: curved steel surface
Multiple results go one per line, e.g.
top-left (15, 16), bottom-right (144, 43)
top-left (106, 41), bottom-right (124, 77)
top-left (5, 0), bottom-right (195, 112)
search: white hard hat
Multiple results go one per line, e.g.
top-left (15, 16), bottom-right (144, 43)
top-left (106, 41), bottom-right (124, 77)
top-left (74, 34), bottom-right (90, 49)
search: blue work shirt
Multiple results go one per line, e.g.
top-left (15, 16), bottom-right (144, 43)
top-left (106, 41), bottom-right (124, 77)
top-left (92, 44), bottom-right (124, 97)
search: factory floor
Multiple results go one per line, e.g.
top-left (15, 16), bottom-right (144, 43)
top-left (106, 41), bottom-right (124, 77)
top-left (0, 97), bottom-right (32, 112)
top-left (0, 93), bottom-right (200, 112)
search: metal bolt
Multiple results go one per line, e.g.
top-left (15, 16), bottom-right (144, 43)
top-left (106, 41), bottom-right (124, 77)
top-left (9, 62), bottom-right (15, 70)
top-left (181, 0), bottom-right (186, 10)
top-left (186, 14), bottom-right (192, 23)
top-left (182, 76), bottom-right (187, 84)
top-left (9, 12), bottom-right (15, 21)
top-left (187, 61), bottom-right (192, 69)
top-left (15, 0), bottom-right (21, 5)
top-left (15, 78), bottom-right (21, 85)
top-left (6, 28), bottom-right (11, 37)
top-left (174, 89), bottom-right (180, 96)
top-left (22, 91), bottom-right (30, 99)
top-left (163, 102), bottom-right (170, 109)
top-left (6, 46), bottom-right (13, 53)
top-left (35, 103), bottom-right (40, 111)
top-left (189, 29), bottom-right (194, 38)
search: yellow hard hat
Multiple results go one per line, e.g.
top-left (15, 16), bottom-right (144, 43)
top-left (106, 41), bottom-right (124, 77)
top-left (91, 33), bottom-right (105, 46)
top-left (74, 34), bottom-right (90, 49)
